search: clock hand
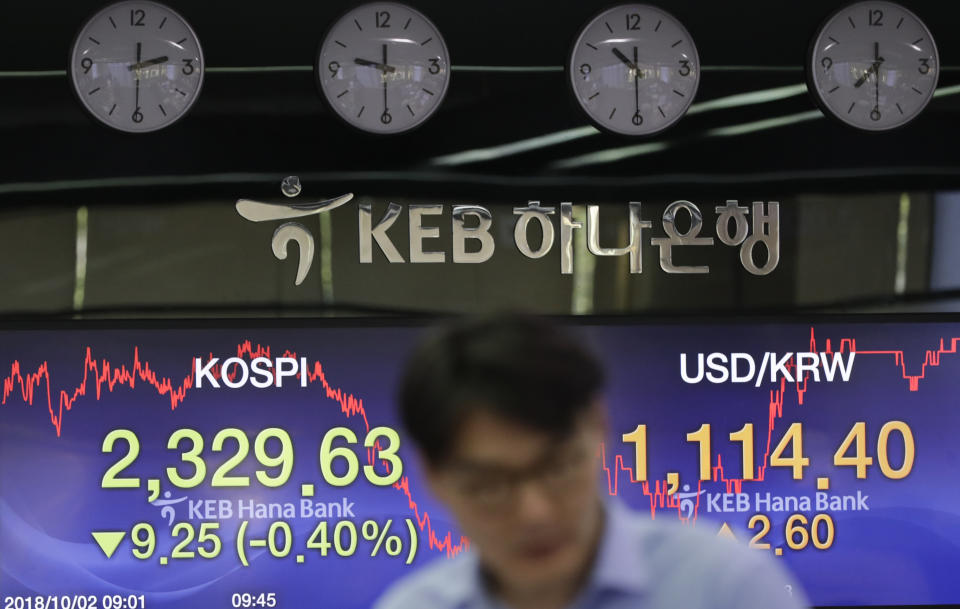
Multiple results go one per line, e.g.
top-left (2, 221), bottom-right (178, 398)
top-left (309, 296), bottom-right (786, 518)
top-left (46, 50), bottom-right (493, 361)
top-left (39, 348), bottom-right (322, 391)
top-left (135, 42), bottom-right (141, 109)
top-left (854, 41), bottom-right (885, 89)
top-left (128, 55), bottom-right (169, 71)
top-left (382, 44), bottom-right (388, 114)
top-left (354, 57), bottom-right (397, 73)
top-left (874, 42), bottom-right (880, 109)
top-left (854, 62), bottom-right (882, 87)
top-left (853, 65), bottom-right (873, 88)
top-left (612, 47), bottom-right (639, 74)
top-left (634, 46), bottom-right (639, 106)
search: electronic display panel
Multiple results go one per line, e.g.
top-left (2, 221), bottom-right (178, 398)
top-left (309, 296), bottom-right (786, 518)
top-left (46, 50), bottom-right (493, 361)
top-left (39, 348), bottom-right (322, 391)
top-left (1, 318), bottom-right (957, 608)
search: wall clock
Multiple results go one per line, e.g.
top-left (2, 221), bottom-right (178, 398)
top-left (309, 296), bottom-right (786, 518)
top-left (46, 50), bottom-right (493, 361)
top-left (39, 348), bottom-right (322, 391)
top-left (569, 4), bottom-right (700, 136)
top-left (316, 2), bottom-right (451, 134)
top-left (808, 1), bottom-right (938, 131)
top-left (70, 1), bottom-right (204, 133)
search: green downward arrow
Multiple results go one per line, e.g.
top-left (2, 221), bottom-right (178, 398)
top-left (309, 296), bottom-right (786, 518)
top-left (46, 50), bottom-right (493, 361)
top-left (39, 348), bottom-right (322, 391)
top-left (91, 531), bottom-right (126, 558)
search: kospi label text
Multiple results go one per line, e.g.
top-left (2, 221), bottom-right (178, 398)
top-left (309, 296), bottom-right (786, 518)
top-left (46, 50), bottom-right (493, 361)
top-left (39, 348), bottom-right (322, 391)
top-left (195, 356), bottom-right (309, 389)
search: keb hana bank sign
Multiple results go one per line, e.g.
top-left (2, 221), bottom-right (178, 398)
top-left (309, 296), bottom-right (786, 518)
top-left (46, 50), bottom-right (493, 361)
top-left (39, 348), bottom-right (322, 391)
top-left (236, 176), bottom-right (779, 285)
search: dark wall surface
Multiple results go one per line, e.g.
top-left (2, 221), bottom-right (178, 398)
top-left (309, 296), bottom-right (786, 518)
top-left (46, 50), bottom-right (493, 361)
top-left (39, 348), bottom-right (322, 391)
top-left (0, 1), bottom-right (957, 316)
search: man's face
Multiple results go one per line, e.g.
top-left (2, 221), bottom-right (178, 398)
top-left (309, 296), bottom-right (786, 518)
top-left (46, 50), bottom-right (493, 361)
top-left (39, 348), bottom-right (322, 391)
top-left (426, 406), bottom-right (605, 592)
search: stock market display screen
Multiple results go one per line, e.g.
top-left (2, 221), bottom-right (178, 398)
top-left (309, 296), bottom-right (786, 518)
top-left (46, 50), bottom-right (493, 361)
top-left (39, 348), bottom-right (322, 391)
top-left (1, 318), bottom-right (957, 608)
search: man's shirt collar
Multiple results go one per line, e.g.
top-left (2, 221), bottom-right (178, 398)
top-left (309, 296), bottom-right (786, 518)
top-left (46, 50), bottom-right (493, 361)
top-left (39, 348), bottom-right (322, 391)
top-left (458, 498), bottom-right (649, 608)
top-left (586, 498), bottom-right (649, 597)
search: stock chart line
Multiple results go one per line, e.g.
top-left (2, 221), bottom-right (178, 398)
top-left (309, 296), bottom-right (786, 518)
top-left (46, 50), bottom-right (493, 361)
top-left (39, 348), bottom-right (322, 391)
top-left (2, 327), bottom-right (957, 547)
top-left (1, 340), bottom-right (469, 557)
top-left (598, 327), bottom-right (960, 522)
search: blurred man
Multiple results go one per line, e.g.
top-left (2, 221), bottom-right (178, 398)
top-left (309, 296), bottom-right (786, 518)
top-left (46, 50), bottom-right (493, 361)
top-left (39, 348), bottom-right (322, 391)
top-left (375, 313), bottom-right (808, 609)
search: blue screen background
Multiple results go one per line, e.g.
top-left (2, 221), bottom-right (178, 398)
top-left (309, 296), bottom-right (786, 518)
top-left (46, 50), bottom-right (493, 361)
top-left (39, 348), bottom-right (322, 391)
top-left (1, 320), bottom-right (958, 607)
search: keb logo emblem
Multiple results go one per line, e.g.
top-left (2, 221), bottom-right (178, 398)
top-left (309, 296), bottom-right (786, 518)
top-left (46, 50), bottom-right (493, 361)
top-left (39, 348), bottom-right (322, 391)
top-left (236, 176), bottom-right (352, 285)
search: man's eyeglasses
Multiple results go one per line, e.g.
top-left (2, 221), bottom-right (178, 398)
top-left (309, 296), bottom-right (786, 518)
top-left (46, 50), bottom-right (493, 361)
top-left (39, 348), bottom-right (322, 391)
top-left (442, 442), bottom-right (593, 511)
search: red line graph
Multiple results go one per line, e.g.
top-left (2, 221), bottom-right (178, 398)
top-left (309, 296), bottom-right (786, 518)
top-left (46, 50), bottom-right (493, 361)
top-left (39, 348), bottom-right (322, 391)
top-left (2, 326), bottom-right (957, 551)
top-left (599, 327), bottom-right (960, 523)
top-left (1, 340), bottom-right (469, 558)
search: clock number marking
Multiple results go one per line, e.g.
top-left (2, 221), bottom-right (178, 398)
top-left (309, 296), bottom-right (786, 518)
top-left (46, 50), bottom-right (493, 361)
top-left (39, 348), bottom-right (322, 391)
top-left (626, 13), bottom-right (641, 30)
top-left (108, 16), bottom-right (117, 29)
top-left (328, 61), bottom-right (341, 77)
top-left (896, 17), bottom-right (903, 29)
top-left (870, 107), bottom-right (881, 121)
top-left (182, 59), bottom-right (195, 75)
top-left (428, 57), bottom-right (441, 75)
top-left (158, 16), bottom-right (166, 30)
top-left (375, 10), bottom-right (391, 28)
top-left (130, 9), bottom-right (145, 27)
top-left (81, 57), bottom-right (93, 74)
top-left (678, 59), bottom-right (691, 76)
top-left (609, 107), bottom-right (617, 119)
top-left (658, 105), bottom-right (666, 117)
top-left (380, 110), bottom-right (392, 124)
top-left (632, 111), bottom-right (643, 126)
top-left (918, 58), bottom-right (930, 74)
top-left (580, 63), bottom-right (591, 79)
top-left (158, 104), bottom-right (166, 116)
top-left (821, 57), bottom-right (832, 71)
top-left (868, 9), bottom-right (883, 27)
top-left (132, 107), bottom-right (144, 123)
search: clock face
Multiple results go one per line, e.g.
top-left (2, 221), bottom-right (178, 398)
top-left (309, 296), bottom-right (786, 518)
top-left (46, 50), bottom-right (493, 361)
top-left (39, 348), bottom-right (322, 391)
top-left (569, 4), bottom-right (699, 136)
top-left (316, 2), bottom-right (451, 134)
top-left (69, 1), bottom-right (204, 133)
top-left (809, 1), bottom-right (938, 131)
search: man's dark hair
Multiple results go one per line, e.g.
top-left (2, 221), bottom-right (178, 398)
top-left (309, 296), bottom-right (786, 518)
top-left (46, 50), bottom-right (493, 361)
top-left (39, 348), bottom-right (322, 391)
top-left (398, 313), bottom-right (605, 465)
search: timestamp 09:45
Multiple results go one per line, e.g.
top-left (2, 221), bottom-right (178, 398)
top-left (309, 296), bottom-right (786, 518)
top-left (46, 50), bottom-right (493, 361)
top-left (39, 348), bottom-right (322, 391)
top-left (3, 596), bottom-right (145, 609)
top-left (231, 593), bottom-right (276, 609)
